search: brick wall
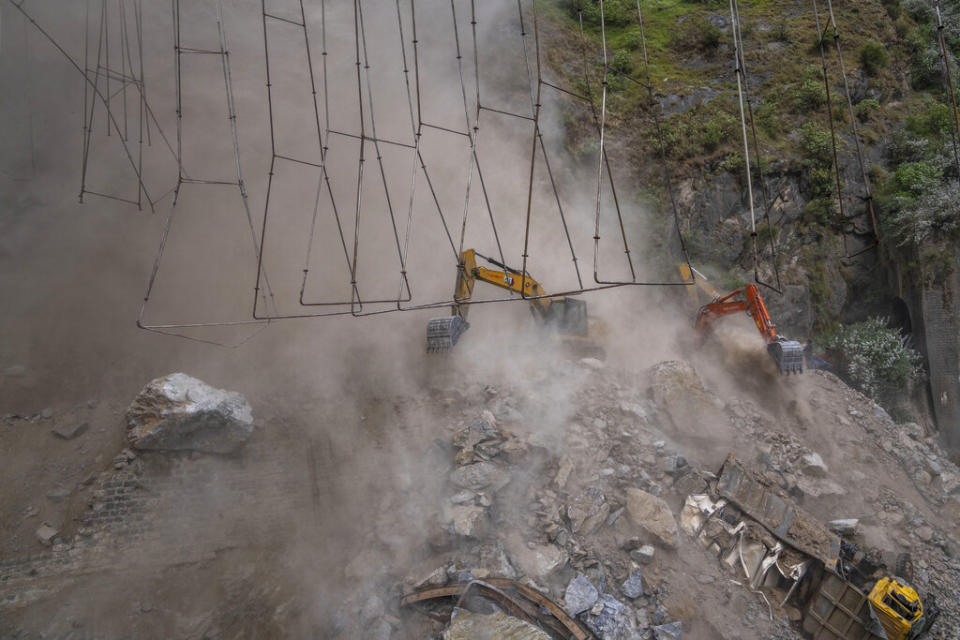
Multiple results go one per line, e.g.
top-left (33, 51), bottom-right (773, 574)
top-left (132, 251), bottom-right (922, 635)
top-left (0, 432), bottom-right (320, 613)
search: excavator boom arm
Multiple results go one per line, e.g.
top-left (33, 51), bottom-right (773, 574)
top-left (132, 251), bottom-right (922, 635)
top-left (452, 249), bottom-right (552, 320)
top-left (694, 284), bottom-right (803, 374)
top-left (427, 249), bottom-right (583, 352)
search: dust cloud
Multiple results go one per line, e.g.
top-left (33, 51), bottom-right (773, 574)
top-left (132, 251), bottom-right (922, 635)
top-left (0, 0), bottom-right (706, 637)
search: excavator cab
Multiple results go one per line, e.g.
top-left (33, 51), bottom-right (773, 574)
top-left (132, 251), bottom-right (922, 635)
top-left (542, 297), bottom-right (588, 336)
top-left (867, 577), bottom-right (939, 640)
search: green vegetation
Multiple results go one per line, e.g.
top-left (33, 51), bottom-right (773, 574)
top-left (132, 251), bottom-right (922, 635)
top-left (905, 100), bottom-right (952, 135)
top-left (545, 0), bottom-right (958, 308)
top-left (892, 161), bottom-right (941, 195)
top-left (793, 66), bottom-right (828, 113)
top-left (699, 111), bottom-right (736, 153)
top-left (610, 49), bottom-right (634, 76)
top-left (859, 40), bottom-right (888, 77)
top-left (824, 317), bottom-right (924, 403)
top-left (855, 97), bottom-right (881, 122)
top-left (874, 98), bottom-right (960, 283)
top-left (882, 0), bottom-right (901, 20)
top-left (567, 0), bottom-right (637, 27)
top-left (905, 27), bottom-right (942, 89)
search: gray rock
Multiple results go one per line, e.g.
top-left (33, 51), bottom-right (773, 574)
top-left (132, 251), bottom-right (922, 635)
top-left (653, 621), bottom-right (682, 640)
top-left (939, 471), bottom-right (960, 495)
top-left (449, 505), bottom-right (486, 538)
top-left (411, 566), bottom-right (447, 589)
top-left (449, 462), bottom-right (509, 492)
top-left (565, 575), bottom-right (599, 616)
top-left (651, 605), bottom-right (668, 626)
top-left (661, 455), bottom-right (688, 476)
top-left (452, 417), bottom-right (501, 451)
top-left (903, 422), bottom-right (924, 440)
top-left (567, 487), bottom-right (609, 535)
top-left (625, 488), bottom-right (679, 548)
top-left (478, 542), bottom-right (517, 579)
top-left (125, 373), bottom-right (253, 454)
top-left (36, 523), bottom-right (58, 545)
top-left (40, 408), bottom-right (54, 420)
top-left (52, 421), bottom-right (89, 440)
top-left (45, 487), bottom-right (71, 502)
top-left (622, 569), bottom-right (644, 599)
top-left (450, 490), bottom-right (475, 505)
top-left (828, 519), bottom-right (859, 536)
top-left (579, 594), bottom-right (638, 640)
top-left (801, 452), bottom-right (828, 477)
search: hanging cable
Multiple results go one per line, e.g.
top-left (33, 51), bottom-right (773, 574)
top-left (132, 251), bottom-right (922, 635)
top-left (811, 0), bottom-right (848, 247)
top-left (139, 0), bottom-right (279, 345)
top-left (730, 0), bottom-right (783, 293)
top-left (824, 0), bottom-right (881, 258)
top-left (635, 0), bottom-right (693, 287)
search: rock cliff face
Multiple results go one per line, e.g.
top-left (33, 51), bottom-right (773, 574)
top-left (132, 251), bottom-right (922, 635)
top-left (679, 160), bottom-right (960, 450)
top-left (899, 256), bottom-right (960, 448)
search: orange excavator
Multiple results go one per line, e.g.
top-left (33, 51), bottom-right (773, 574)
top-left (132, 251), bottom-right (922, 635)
top-left (694, 283), bottom-right (804, 374)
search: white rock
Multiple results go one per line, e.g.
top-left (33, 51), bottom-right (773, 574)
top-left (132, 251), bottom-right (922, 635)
top-left (631, 544), bottom-right (656, 564)
top-left (36, 523), bottom-right (58, 545)
top-left (126, 373), bottom-right (253, 454)
top-left (801, 452), bottom-right (828, 477)
top-left (512, 543), bottom-right (567, 579)
top-left (580, 358), bottom-right (605, 371)
top-left (828, 519), bottom-right (859, 536)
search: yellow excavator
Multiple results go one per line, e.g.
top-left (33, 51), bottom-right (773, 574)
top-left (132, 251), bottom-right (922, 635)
top-left (865, 575), bottom-right (938, 640)
top-left (426, 249), bottom-right (588, 353)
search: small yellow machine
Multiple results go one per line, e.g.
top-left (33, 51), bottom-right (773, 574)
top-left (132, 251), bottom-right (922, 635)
top-left (867, 576), bottom-right (937, 640)
top-left (426, 249), bottom-right (588, 353)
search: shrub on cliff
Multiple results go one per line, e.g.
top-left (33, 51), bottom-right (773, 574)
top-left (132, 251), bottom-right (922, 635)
top-left (824, 317), bottom-right (923, 403)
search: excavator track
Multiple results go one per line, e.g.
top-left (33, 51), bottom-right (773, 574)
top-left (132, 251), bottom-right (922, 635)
top-left (426, 316), bottom-right (468, 353)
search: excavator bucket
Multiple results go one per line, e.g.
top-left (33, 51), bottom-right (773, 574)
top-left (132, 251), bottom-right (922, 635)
top-left (768, 339), bottom-right (804, 374)
top-left (426, 316), bottom-right (469, 353)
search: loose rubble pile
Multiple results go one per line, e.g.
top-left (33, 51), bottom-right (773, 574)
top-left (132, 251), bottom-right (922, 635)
top-left (6, 361), bottom-right (960, 639)
top-left (330, 359), bottom-right (960, 639)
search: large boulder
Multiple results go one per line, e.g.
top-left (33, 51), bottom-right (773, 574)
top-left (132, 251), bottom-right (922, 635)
top-left (625, 488), bottom-right (679, 548)
top-left (646, 361), bottom-right (730, 444)
top-left (126, 373), bottom-right (253, 454)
